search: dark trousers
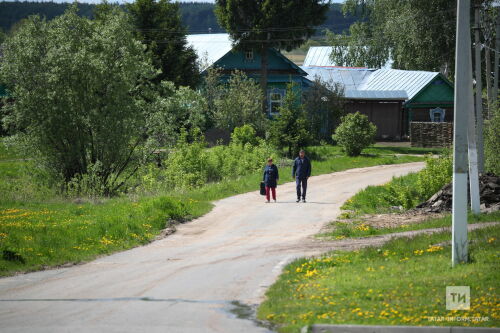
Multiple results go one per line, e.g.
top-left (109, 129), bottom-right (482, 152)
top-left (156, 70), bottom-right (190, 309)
top-left (296, 177), bottom-right (307, 199)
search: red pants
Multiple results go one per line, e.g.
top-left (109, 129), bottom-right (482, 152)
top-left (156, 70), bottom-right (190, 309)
top-left (265, 186), bottom-right (276, 201)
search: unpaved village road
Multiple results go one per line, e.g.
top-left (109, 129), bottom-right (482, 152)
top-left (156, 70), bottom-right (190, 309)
top-left (0, 163), bottom-right (424, 333)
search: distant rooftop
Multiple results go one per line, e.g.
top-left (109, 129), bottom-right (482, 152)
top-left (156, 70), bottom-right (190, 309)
top-left (303, 46), bottom-right (393, 69)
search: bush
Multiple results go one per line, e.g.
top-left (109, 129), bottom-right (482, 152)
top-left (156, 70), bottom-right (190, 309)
top-left (416, 152), bottom-right (452, 200)
top-left (231, 124), bottom-right (259, 147)
top-left (485, 105), bottom-right (500, 175)
top-left (135, 127), bottom-right (279, 192)
top-left (333, 112), bottom-right (377, 156)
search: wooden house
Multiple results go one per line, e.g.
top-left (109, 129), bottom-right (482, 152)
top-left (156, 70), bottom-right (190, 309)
top-left (187, 34), bottom-right (312, 114)
top-left (302, 47), bottom-right (454, 140)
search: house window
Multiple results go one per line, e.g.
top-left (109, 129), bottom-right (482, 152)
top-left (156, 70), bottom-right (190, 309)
top-left (245, 50), bottom-right (254, 62)
top-left (429, 107), bottom-right (445, 122)
top-left (268, 89), bottom-right (284, 114)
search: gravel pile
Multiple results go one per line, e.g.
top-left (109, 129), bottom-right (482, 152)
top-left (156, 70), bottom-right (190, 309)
top-left (416, 174), bottom-right (500, 213)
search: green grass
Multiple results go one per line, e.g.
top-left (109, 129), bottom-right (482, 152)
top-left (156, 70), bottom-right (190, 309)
top-left (0, 139), bottom-right (425, 276)
top-left (339, 172), bottom-right (422, 217)
top-left (318, 211), bottom-right (500, 239)
top-left (258, 225), bottom-right (500, 332)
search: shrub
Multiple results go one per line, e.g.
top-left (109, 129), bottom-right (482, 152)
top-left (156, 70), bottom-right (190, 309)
top-left (485, 105), bottom-right (500, 175)
top-left (416, 152), bottom-right (452, 200)
top-left (231, 124), bottom-right (259, 147)
top-left (333, 112), bottom-right (377, 156)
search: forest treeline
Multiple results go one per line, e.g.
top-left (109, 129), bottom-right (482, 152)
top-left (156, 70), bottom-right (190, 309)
top-left (0, 1), bottom-right (359, 35)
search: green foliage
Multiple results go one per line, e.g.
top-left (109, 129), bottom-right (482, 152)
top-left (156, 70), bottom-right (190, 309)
top-left (137, 127), bottom-right (278, 192)
top-left (303, 78), bottom-right (345, 144)
top-left (328, 0), bottom-right (458, 76)
top-left (146, 81), bottom-right (208, 149)
top-left (342, 153), bottom-right (453, 216)
top-left (127, 0), bottom-right (200, 88)
top-left (0, 6), bottom-right (156, 195)
top-left (211, 70), bottom-right (266, 133)
top-left (485, 105), bottom-right (500, 175)
top-left (333, 112), bottom-right (377, 156)
top-left (268, 83), bottom-right (311, 157)
top-left (231, 124), bottom-right (259, 147)
top-left (416, 152), bottom-right (452, 200)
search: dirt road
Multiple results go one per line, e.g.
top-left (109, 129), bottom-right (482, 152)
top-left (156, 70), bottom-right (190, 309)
top-left (0, 163), bottom-right (424, 333)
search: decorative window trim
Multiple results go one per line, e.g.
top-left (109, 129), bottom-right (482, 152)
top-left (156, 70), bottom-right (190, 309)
top-left (268, 88), bottom-right (285, 115)
top-left (429, 107), bottom-right (446, 122)
top-left (245, 50), bottom-right (254, 62)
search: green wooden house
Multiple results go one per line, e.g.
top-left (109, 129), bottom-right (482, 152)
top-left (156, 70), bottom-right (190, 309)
top-left (187, 33), bottom-right (311, 114)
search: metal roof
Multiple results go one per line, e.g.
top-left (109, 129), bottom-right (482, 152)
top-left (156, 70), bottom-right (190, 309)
top-left (344, 90), bottom-right (408, 100)
top-left (186, 34), bottom-right (233, 70)
top-left (303, 46), bottom-right (394, 69)
top-left (358, 69), bottom-right (440, 100)
top-left (301, 66), bottom-right (374, 91)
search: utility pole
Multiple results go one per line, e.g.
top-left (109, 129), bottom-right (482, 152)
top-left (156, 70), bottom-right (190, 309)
top-left (452, 0), bottom-right (472, 266)
top-left (474, 5), bottom-right (485, 174)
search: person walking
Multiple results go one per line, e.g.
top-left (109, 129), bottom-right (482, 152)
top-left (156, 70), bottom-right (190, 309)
top-left (263, 158), bottom-right (279, 203)
top-left (292, 150), bottom-right (311, 203)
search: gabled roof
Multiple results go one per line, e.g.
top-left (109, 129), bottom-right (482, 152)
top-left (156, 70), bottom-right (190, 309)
top-left (300, 66), bottom-right (446, 102)
top-left (187, 33), bottom-right (307, 76)
top-left (358, 69), bottom-right (440, 100)
top-left (187, 33), bottom-right (233, 71)
top-left (301, 66), bottom-right (374, 91)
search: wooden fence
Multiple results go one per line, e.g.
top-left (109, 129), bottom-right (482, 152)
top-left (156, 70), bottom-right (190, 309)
top-left (410, 122), bottom-right (453, 148)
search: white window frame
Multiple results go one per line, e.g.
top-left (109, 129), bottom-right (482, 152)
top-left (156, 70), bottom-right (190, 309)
top-left (268, 88), bottom-right (285, 115)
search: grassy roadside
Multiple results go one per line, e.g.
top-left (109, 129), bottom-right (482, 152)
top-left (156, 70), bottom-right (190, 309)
top-left (0, 140), bottom-right (426, 276)
top-left (258, 224), bottom-right (500, 332)
top-left (318, 212), bottom-right (500, 239)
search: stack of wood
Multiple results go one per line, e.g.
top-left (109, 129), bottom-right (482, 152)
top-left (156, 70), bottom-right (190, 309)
top-left (416, 173), bottom-right (500, 213)
top-left (410, 122), bottom-right (453, 148)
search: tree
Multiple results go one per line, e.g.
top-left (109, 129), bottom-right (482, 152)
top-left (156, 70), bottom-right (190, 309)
top-left (215, 0), bottom-right (329, 113)
top-left (212, 70), bottom-right (266, 134)
top-left (302, 78), bottom-right (345, 144)
top-left (268, 83), bottom-right (311, 157)
top-left (333, 112), bottom-right (376, 157)
top-left (328, 0), bottom-right (457, 76)
top-left (127, 0), bottom-right (200, 88)
top-left (0, 6), bottom-right (157, 195)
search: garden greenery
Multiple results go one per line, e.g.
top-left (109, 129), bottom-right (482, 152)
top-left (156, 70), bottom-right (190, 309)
top-left (137, 126), bottom-right (278, 192)
top-left (333, 111), bottom-right (377, 156)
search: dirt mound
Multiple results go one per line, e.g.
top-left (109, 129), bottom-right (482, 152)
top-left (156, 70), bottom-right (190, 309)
top-left (416, 173), bottom-right (500, 213)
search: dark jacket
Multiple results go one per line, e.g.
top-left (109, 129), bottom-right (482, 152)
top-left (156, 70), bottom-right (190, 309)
top-left (263, 164), bottom-right (279, 188)
top-left (292, 156), bottom-right (311, 179)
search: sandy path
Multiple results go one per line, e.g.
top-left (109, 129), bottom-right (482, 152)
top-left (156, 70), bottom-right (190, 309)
top-left (0, 162), bottom-right (424, 333)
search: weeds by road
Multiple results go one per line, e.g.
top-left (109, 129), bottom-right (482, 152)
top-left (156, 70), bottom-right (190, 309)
top-left (258, 224), bottom-right (500, 332)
